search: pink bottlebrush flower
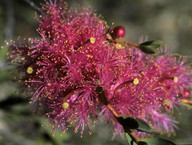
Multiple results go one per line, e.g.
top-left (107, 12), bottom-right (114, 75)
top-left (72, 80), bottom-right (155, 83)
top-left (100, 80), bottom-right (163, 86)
top-left (97, 45), bottom-right (162, 116)
top-left (152, 54), bottom-right (192, 108)
top-left (148, 110), bottom-right (178, 134)
top-left (96, 43), bottom-right (165, 135)
top-left (45, 85), bottom-right (99, 136)
top-left (96, 41), bottom-right (191, 136)
top-left (7, 0), bottom-right (192, 140)
top-left (8, 0), bottom-right (111, 135)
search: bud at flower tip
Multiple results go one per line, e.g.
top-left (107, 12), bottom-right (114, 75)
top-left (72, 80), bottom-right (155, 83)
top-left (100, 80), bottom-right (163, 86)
top-left (182, 88), bottom-right (191, 98)
top-left (112, 26), bottom-right (126, 38)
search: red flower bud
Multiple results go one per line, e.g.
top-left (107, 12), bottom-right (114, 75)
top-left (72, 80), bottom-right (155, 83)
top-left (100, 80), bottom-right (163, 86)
top-left (112, 26), bottom-right (126, 38)
top-left (182, 88), bottom-right (191, 98)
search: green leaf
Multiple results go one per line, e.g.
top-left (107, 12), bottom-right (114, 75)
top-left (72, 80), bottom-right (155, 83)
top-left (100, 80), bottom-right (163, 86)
top-left (0, 96), bottom-right (28, 111)
top-left (141, 138), bottom-right (176, 145)
top-left (139, 40), bottom-right (164, 54)
top-left (125, 132), bottom-right (131, 145)
top-left (136, 118), bottom-right (159, 135)
top-left (139, 46), bottom-right (156, 54)
top-left (125, 133), bottom-right (137, 145)
top-left (117, 116), bottom-right (139, 130)
top-left (152, 52), bottom-right (165, 56)
top-left (135, 118), bottom-right (150, 130)
top-left (179, 101), bottom-right (192, 109)
top-left (140, 40), bottom-right (164, 46)
top-left (137, 141), bottom-right (148, 145)
top-left (117, 116), bottom-right (157, 134)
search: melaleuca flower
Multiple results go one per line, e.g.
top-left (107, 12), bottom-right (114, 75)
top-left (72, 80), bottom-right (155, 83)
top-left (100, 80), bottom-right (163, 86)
top-left (7, 0), bottom-right (192, 143)
top-left (99, 49), bottom-right (161, 117)
top-left (97, 40), bottom-right (191, 136)
top-left (8, 0), bottom-right (111, 136)
top-left (152, 54), bottom-right (192, 109)
top-left (148, 110), bottom-right (178, 134)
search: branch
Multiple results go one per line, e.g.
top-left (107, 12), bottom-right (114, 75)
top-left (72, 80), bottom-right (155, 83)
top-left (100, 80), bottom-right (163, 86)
top-left (182, 99), bottom-right (192, 104)
top-left (124, 41), bottom-right (139, 48)
top-left (0, 130), bottom-right (36, 145)
top-left (4, 0), bottom-right (14, 41)
top-left (24, 0), bottom-right (41, 14)
top-left (106, 104), bottom-right (141, 143)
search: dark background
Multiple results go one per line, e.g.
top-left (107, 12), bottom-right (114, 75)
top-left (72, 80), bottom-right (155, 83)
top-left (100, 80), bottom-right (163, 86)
top-left (0, 0), bottom-right (192, 144)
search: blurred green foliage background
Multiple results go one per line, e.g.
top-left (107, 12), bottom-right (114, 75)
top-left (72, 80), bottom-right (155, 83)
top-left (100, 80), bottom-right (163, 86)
top-left (0, 0), bottom-right (192, 145)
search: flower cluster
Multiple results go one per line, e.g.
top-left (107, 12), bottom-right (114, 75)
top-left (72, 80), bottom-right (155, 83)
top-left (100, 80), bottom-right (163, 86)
top-left (8, 0), bottom-right (192, 139)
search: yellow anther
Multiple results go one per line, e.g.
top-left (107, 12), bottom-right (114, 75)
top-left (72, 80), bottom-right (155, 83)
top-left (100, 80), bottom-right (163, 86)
top-left (133, 78), bottom-right (139, 85)
top-left (116, 43), bottom-right (122, 49)
top-left (90, 37), bottom-right (95, 44)
top-left (62, 102), bottom-right (69, 109)
top-left (162, 99), bottom-right (172, 111)
top-left (106, 34), bottom-right (112, 40)
top-left (27, 67), bottom-right (33, 74)
top-left (174, 77), bottom-right (178, 83)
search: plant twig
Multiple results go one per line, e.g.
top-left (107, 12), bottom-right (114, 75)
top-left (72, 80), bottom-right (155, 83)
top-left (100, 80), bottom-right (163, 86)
top-left (127, 131), bottom-right (140, 143)
top-left (24, 0), bottom-right (41, 14)
top-left (106, 104), bottom-right (141, 143)
top-left (182, 99), bottom-right (192, 104)
top-left (4, 0), bottom-right (14, 41)
top-left (124, 41), bottom-right (139, 48)
top-left (106, 104), bottom-right (118, 117)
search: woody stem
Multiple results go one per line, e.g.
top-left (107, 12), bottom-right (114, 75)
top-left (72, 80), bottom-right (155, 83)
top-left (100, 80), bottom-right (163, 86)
top-left (124, 41), bottom-right (139, 48)
top-left (24, 0), bottom-right (41, 13)
top-left (182, 99), bottom-right (192, 104)
top-left (106, 103), bottom-right (140, 143)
